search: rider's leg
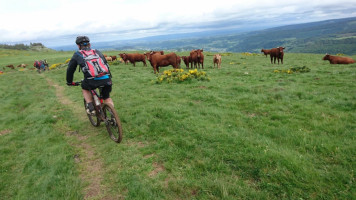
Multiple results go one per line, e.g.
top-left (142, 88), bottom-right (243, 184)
top-left (82, 89), bottom-right (93, 103)
top-left (104, 98), bottom-right (114, 107)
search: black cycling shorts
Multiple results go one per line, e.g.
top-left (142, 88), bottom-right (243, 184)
top-left (81, 78), bottom-right (112, 99)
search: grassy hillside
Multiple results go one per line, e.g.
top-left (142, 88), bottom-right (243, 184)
top-left (86, 17), bottom-right (356, 55)
top-left (1, 49), bottom-right (355, 199)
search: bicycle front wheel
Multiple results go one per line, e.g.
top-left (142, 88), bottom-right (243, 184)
top-left (83, 99), bottom-right (101, 127)
top-left (103, 103), bottom-right (123, 143)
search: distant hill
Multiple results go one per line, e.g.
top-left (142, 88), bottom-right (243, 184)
top-left (0, 43), bottom-right (55, 52)
top-left (53, 17), bottom-right (356, 55)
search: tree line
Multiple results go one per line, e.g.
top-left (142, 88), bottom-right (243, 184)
top-left (0, 43), bottom-right (45, 50)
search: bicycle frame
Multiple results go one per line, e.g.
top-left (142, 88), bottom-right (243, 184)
top-left (90, 88), bottom-right (106, 121)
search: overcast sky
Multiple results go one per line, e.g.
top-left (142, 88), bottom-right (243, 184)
top-left (1, 0), bottom-right (356, 46)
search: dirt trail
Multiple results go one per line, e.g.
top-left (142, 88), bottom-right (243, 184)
top-left (46, 78), bottom-right (113, 200)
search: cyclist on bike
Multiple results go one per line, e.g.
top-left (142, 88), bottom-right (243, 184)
top-left (66, 36), bottom-right (113, 115)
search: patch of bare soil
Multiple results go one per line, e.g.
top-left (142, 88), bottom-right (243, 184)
top-left (148, 162), bottom-right (165, 177)
top-left (46, 78), bottom-right (113, 200)
top-left (0, 129), bottom-right (11, 136)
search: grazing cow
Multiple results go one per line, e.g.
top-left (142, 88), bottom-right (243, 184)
top-left (122, 53), bottom-right (147, 67)
top-left (6, 64), bottom-right (14, 69)
top-left (145, 52), bottom-right (178, 74)
top-left (261, 49), bottom-right (271, 57)
top-left (181, 56), bottom-right (191, 69)
top-left (213, 54), bottom-right (222, 69)
top-left (110, 56), bottom-right (117, 61)
top-left (322, 54), bottom-right (355, 64)
top-left (269, 47), bottom-right (285, 64)
top-left (17, 63), bottom-right (28, 68)
top-left (190, 49), bottom-right (204, 69)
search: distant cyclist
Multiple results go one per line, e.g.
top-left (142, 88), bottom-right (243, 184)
top-left (66, 36), bottom-right (113, 114)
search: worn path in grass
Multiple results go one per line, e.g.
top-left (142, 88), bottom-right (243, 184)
top-left (46, 77), bottom-right (114, 200)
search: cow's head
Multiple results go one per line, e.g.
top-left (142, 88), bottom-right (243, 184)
top-left (277, 47), bottom-right (285, 53)
top-left (144, 52), bottom-right (152, 61)
top-left (323, 54), bottom-right (330, 60)
top-left (196, 49), bottom-right (203, 58)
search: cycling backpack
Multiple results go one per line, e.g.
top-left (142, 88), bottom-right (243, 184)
top-left (79, 49), bottom-right (109, 78)
top-left (34, 60), bottom-right (42, 68)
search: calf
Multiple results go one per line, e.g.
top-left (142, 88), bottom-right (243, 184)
top-left (181, 56), bottom-right (191, 69)
top-left (110, 56), bottom-right (117, 61)
top-left (322, 54), bottom-right (355, 64)
top-left (146, 52), bottom-right (178, 74)
top-left (261, 49), bottom-right (271, 57)
top-left (213, 54), bottom-right (222, 69)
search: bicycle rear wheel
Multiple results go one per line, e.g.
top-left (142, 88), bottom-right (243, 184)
top-left (103, 103), bottom-right (123, 143)
top-left (83, 99), bottom-right (101, 127)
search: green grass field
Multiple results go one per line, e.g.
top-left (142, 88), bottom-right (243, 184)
top-left (1, 49), bottom-right (355, 199)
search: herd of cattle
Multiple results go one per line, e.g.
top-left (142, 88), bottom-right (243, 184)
top-left (115, 49), bottom-right (209, 74)
top-left (3, 48), bottom-right (355, 73)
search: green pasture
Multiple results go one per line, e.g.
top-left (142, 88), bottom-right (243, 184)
top-left (1, 49), bottom-right (355, 199)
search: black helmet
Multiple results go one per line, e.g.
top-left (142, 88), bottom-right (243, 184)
top-left (75, 36), bottom-right (90, 45)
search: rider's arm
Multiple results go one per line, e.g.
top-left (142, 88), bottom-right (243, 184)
top-left (66, 53), bottom-right (79, 83)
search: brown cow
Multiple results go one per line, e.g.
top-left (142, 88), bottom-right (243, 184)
top-left (181, 56), bottom-right (191, 69)
top-left (269, 47), bottom-right (285, 64)
top-left (322, 54), bottom-right (355, 64)
top-left (151, 51), bottom-right (164, 55)
top-left (122, 53), bottom-right (147, 67)
top-left (105, 56), bottom-right (113, 62)
top-left (144, 51), bottom-right (164, 66)
top-left (6, 64), bottom-right (14, 69)
top-left (146, 52), bottom-right (178, 74)
top-left (190, 49), bottom-right (204, 69)
top-left (110, 56), bottom-right (117, 61)
top-left (261, 49), bottom-right (271, 57)
top-left (213, 54), bottom-right (222, 69)
top-left (119, 53), bottom-right (129, 64)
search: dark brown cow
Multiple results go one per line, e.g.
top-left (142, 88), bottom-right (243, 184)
top-left (145, 52), bottom-right (178, 74)
top-left (110, 56), bottom-right (117, 61)
top-left (6, 64), bottom-right (14, 69)
top-left (269, 47), bottom-right (285, 64)
top-left (190, 49), bottom-right (204, 69)
top-left (181, 56), bottom-right (191, 69)
top-left (322, 54), bottom-right (355, 64)
top-left (261, 49), bottom-right (271, 57)
top-left (121, 53), bottom-right (147, 67)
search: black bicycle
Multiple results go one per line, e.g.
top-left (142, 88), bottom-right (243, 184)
top-left (73, 81), bottom-right (123, 143)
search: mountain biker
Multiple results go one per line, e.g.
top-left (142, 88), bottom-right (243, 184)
top-left (66, 36), bottom-right (113, 114)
